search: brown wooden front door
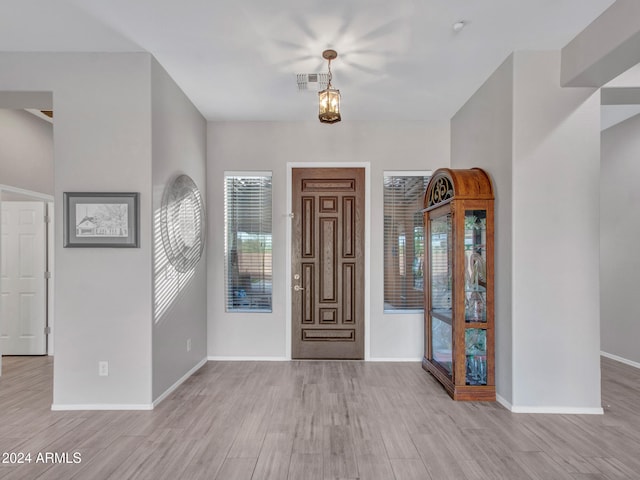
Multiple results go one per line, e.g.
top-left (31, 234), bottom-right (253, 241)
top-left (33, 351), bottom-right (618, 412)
top-left (291, 168), bottom-right (365, 359)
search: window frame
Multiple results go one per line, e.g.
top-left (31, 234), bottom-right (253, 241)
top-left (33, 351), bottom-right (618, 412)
top-left (224, 171), bottom-right (273, 313)
top-left (383, 170), bottom-right (432, 314)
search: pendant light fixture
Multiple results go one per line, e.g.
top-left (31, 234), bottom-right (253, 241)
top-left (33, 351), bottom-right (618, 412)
top-left (318, 49), bottom-right (341, 124)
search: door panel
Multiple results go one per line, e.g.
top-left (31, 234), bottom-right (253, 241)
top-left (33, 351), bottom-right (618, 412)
top-left (292, 168), bottom-right (364, 359)
top-left (0, 201), bottom-right (47, 355)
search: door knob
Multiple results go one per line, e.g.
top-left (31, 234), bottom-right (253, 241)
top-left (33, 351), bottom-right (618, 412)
top-left (294, 285), bottom-right (305, 291)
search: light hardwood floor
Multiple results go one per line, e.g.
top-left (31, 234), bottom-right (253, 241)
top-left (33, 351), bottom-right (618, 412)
top-left (0, 356), bottom-right (638, 480)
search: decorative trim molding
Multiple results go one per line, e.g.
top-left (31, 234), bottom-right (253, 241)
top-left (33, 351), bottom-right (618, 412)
top-left (601, 351), bottom-right (640, 369)
top-left (426, 174), bottom-right (454, 207)
top-left (153, 358), bottom-right (207, 407)
top-left (207, 356), bottom-right (288, 362)
top-left (51, 404), bottom-right (153, 411)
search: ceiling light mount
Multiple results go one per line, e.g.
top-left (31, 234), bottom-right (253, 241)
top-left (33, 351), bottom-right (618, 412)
top-left (318, 49), bottom-right (341, 124)
top-left (322, 49), bottom-right (338, 61)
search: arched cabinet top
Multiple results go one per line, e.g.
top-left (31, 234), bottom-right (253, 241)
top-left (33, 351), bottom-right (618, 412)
top-left (423, 167), bottom-right (494, 210)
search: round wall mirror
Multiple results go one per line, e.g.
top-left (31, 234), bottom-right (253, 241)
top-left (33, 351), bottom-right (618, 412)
top-left (160, 174), bottom-right (205, 272)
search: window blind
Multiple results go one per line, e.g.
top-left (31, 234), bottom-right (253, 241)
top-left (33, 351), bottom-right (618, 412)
top-left (224, 174), bottom-right (273, 312)
top-left (383, 173), bottom-right (431, 312)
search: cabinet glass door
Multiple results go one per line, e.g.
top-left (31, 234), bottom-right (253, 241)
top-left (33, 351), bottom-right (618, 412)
top-left (430, 213), bottom-right (452, 375)
top-left (464, 210), bottom-right (487, 322)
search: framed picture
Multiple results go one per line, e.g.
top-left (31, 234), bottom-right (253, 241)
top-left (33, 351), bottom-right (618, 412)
top-left (63, 192), bottom-right (139, 248)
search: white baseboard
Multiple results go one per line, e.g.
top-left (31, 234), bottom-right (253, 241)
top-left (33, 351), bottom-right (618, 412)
top-left (368, 357), bottom-right (422, 362)
top-left (600, 351), bottom-right (640, 369)
top-left (51, 403), bottom-right (153, 411)
top-left (207, 356), bottom-right (288, 361)
top-left (153, 357), bottom-right (207, 407)
top-left (494, 353), bottom-right (637, 415)
top-left (509, 405), bottom-right (603, 415)
top-left (496, 394), bottom-right (602, 414)
top-left (496, 394), bottom-right (512, 411)
top-left (208, 356), bottom-right (423, 362)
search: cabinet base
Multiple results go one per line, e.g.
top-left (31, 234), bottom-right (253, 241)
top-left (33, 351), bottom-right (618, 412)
top-left (422, 358), bottom-right (496, 402)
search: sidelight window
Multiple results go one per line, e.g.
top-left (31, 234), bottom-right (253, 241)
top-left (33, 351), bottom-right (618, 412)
top-left (224, 173), bottom-right (273, 312)
top-left (383, 172), bottom-right (431, 312)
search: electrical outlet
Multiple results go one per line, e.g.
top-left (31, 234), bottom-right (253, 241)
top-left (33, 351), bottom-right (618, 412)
top-left (98, 361), bottom-right (109, 376)
top-left (187, 338), bottom-right (192, 352)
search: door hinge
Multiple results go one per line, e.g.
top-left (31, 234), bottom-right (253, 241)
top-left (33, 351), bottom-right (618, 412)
top-left (44, 326), bottom-right (51, 335)
top-left (45, 271), bottom-right (52, 279)
top-left (44, 215), bottom-right (51, 223)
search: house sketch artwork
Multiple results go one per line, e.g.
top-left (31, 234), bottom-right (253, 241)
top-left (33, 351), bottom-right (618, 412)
top-left (75, 203), bottom-right (129, 237)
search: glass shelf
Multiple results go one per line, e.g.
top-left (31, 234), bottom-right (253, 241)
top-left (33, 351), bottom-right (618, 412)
top-left (465, 285), bottom-right (486, 293)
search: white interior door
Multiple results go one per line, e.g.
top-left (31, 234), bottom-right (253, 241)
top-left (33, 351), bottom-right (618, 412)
top-left (0, 201), bottom-right (47, 355)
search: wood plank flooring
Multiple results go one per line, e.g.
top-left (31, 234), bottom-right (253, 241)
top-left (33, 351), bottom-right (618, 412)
top-left (0, 356), bottom-right (638, 479)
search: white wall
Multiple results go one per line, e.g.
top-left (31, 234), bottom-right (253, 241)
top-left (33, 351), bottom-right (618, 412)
top-left (151, 59), bottom-right (207, 400)
top-left (451, 54), bottom-right (514, 404)
top-left (601, 112), bottom-right (640, 365)
top-left (0, 53), bottom-right (154, 407)
top-left (207, 121), bottom-right (450, 360)
top-left (451, 51), bottom-right (602, 412)
top-left (0, 109), bottom-right (53, 195)
top-left (512, 51), bottom-right (601, 411)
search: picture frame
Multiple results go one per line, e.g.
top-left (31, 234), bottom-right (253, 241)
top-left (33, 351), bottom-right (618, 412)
top-left (63, 192), bottom-right (139, 248)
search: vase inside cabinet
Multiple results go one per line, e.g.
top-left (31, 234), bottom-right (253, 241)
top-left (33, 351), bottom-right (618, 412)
top-left (422, 168), bottom-right (495, 401)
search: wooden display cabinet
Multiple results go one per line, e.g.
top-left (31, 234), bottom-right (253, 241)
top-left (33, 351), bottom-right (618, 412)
top-left (422, 168), bottom-right (495, 401)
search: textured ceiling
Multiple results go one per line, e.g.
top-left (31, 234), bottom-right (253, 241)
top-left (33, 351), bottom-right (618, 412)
top-left (0, 0), bottom-right (618, 122)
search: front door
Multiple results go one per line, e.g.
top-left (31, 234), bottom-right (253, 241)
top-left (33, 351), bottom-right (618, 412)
top-left (0, 201), bottom-right (47, 355)
top-left (291, 168), bottom-right (365, 359)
